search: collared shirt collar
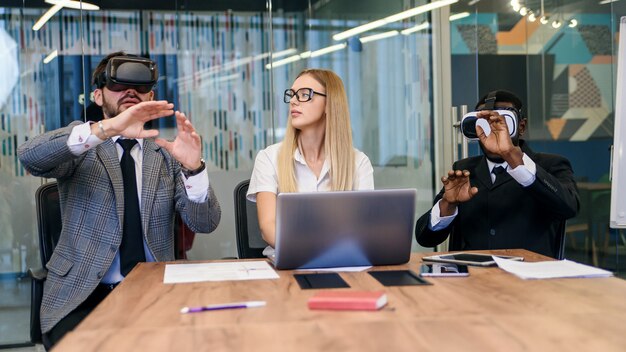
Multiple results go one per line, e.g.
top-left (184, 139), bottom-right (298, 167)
top-left (486, 158), bottom-right (508, 174)
top-left (112, 136), bottom-right (144, 150)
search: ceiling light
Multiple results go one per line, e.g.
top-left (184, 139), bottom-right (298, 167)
top-left (43, 50), bottom-right (58, 64)
top-left (359, 30), bottom-right (400, 44)
top-left (599, 0), bottom-right (620, 4)
top-left (384, 0), bottom-right (457, 23)
top-left (568, 19), bottom-right (578, 28)
top-left (519, 7), bottom-right (528, 16)
top-left (512, 4), bottom-right (521, 11)
top-left (45, 0), bottom-right (99, 11)
top-left (265, 51), bottom-right (315, 70)
top-left (265, 54), bottom-right (302, 69)
top-left (449, 12), bottom-right (470, 21)
top-left (401, 22), bottom-right (430, 35)
top-left (540, 16), bottom-right (549, 24)
top-left (33, 0), bottom-right (99, 31)
top-left (552, 20), bottom-right (562, 28)
top-left (332, 0), bottom-right (458, 41)
top-left (528, 13), bottom-right (536, 22)
top-left (33, 1), bottom-right (68, 31)
top-left (333, 20), bottom-right (387, 41)
top-left (252, 48), bottom-right (298, 61)
top-left (272, 48), bottom-right (298, 58)
top-left (310, 43), bottom-right (347, 58)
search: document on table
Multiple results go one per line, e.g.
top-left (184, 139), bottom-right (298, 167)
top-left (163, 261), bottom-right (280, 284)
top-left (493, 256), bottom-right (613, 280)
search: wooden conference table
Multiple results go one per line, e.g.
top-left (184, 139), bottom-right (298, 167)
top-left (54, 249), bottom-right (626, 351)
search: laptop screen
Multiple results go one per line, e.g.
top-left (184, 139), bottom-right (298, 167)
top-left (272, 188), bottom-right (417, 269)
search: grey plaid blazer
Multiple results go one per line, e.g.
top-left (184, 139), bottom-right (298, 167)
top-left (18, 121), bottom-right (221, 333)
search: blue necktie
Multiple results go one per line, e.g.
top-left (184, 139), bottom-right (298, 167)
top-left (117, 139), bottom-right (146, 276)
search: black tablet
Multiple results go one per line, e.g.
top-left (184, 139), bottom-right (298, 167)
top-left (422, 252), bottom-right (524, 267)
top-left (369, 270), bottom-right (431, 286)
top-left (293, 273), bottom-right (350, 289)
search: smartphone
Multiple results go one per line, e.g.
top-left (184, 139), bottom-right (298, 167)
top-left (422, 252), bottom-right (524, 266)
top-left (419, 263), bottom-right (469, 277)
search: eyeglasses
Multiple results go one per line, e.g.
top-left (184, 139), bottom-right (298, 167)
top-left (283, 88), bottom-right (327, 103)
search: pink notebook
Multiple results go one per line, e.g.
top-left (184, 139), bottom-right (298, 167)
top-left (307, 291), bottom-right (387, 311)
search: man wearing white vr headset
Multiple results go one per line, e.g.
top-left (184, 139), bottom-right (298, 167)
top-left (18, 52), bottom-right (222, 349)
top-left (415, 90), bottom-right (579, 258)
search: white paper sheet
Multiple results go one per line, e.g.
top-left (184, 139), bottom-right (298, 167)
top-left (493, 256), bottom-right (613, 280)
top-left (163, 261), bottom-right (280, 284)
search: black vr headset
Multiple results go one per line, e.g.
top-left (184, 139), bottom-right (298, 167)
top-left (460, 91), bottom-right (521, 140)
top-left (95, 56), bottom-right (157, 94)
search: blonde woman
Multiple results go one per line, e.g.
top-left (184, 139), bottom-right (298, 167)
top-left (247, 68), bottom-right (374, 249)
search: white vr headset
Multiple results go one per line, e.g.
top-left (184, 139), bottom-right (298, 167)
top-left (461, 90), bottom-right (522, 140)
top-left (460, 109), bottom-right (518, 140)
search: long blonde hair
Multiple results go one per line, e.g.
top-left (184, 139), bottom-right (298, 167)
top-left (277, 69), bottom-right (355, 193)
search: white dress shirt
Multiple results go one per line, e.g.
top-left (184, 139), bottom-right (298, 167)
top-left (246, 142), bottom-right (375, 202)
top-left (246, 142), bottom-right (375, 258)
top-left (66, 121), bottom-right (209, 283)
top-left (429, 153), bottom-right (537, 230)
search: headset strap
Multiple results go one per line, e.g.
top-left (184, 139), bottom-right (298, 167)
top-left (483, 90), bottom-right (498, 110)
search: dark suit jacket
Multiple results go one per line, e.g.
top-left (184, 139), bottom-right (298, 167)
top-left (18, 121), bottom-right (222, 333)
top-left (415, 141), bottom-right (579, 258)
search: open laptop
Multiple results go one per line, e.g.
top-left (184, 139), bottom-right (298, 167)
top-left (271, 188), bottom-right (417, 270)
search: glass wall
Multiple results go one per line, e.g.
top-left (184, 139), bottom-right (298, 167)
top-left (269, 0), bottom-right (435, 231)
top-left (0, 0), bottom-right (437, 346)
top-left (448, 0), bottom-right (625, 275)
top-left (4, 0), bottom-right (623, 346)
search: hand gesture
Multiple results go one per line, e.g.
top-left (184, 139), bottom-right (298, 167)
top-left (439, 169), bottom-right (478, 216)
top-left (109, 100), bottom-right (174, 139)
top-left (475, 110), bottom-right (515, 158)
top-left (155, 111), bottom-right (203, 170)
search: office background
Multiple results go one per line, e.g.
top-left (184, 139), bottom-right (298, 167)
top-left (0, 0), bottom-right (624, 347)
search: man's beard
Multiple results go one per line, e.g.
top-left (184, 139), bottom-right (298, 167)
top-left (479, 136), bottom-right (520, 163)
top-left (101, 92), bottom-right (142, 118)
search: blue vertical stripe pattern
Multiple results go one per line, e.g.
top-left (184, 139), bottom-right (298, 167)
top-left (2, 8), bottom-right (289, 175)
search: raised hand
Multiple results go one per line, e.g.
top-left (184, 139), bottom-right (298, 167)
top-left (155, 111), bottom-right (203, 170)
top-left (439, 169), bottom-right (478, 216)
top-left (106, 100), bottom-right (174, 139)
top-left (475, 110), bottom-right (523, 167)
top-left (475, 110), bottom-right (516, 157)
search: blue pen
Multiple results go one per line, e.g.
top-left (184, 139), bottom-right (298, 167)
top-left (180, 301), bottom-right (266, 314)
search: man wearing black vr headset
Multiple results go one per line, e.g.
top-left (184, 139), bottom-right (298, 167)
top-left (18, 52), bottom-right (221, 349)
top-left (415, 90), bottom-right (579, 258)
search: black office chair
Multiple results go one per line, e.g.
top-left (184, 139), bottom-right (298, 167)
top-left (29, 181), bottom-right (191, 344)
top-left (233, 179), bottom-right (267, 258)
top-left (554, 220), bottom-right (566, 260)
top-left (30, 182), bottom-right (62, 344)
top-left (175, 213), bottom-right (196, 260)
